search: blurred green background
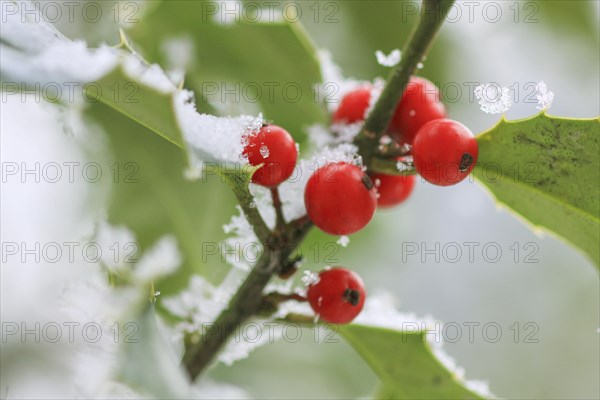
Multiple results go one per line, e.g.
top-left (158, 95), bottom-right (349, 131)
top-left (12, 0), bottom-right (600, 398)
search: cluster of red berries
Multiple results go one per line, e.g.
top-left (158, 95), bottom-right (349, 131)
top-left (240, 76), bottom-right (477, 324)
top-left (308, 76), bottom-right (478, 236)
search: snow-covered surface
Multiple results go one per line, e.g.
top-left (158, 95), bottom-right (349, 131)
top-left (355, 293), bottom-right (494, 399)
top-left (174, 89), bottom-right (264, 167)
top-left (2, 2), bottom-right (264, 169)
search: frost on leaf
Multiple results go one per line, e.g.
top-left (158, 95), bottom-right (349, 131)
top-left (0, 9), bottom-right (118, 89)
top-left (175, 89), bottom-right (264, 168)
top-left (94, 222), bottom-right (182, 283)
top-left (221, 185), bottom-right (276, 270)
top-left (95, 221), bottom-right (138, 272)
top-left (535, 81), bottom-right (554, 110)
top-left (163, 271), bottom-right (242, 336)
top-left (375, 49), bottom-right (401, 67)
top-left (474, 83), bottom-right (512, 114)
top-left (133, 236), bottom-right (182, 282)
top-left (302, 271), bottom-right (320, 286)
top-left (354, 293), bottom-right (494, 399)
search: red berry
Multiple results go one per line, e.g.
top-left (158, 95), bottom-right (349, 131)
top-left (332, 86), bottom-right (372, 124)
top-left (243, 124), bottom-right (298, 187)
top-left (412, 119), bottom-right (478, 186)
top-left (304, 162), bottom-right (377, 235)
top-left (307, 267), bottom-right (366, 324)
top-left (389, 77), bottom-right (447, 145)
top-left (371, 172), bottom-right (416, 208)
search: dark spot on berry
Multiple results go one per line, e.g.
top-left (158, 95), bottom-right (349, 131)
top-left (361, 174), bottom-right (374, 190)
top-left (343, 288), bottom-right (361, 306)
top-left (459, 153), bottom-right (474, 172)
top-left (432, 375), bottom-right (442, 385)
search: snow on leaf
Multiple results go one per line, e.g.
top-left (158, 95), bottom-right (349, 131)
top-left (375, 49), bottom-right (401, 67)
top-left (133, 235), bottom-right (182, 282)
top-left (3, 4), bottom-right (265, 169)
top-left (174, 89), bottom-right (264, 167)
top-left (474, 82), bottom-right (512, 114)
top-left (95, 221), bottom-right (138, 272)
top-left (301, 271), bottom-right (320, 286)
top-left (122, 54), bottom-right (176, 94)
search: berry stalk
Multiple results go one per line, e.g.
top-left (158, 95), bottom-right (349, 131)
top-left (354, 0), bottom-right (456, 169)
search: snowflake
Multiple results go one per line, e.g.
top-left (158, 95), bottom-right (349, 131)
top-left (301, 271), bottom-right (320, 286)
top-left (337, 235), bottom-right (350, 247)
top-left (474, 83), bottom-right (512, 114)
top-left (259, 144), bottom-right (270, 158)
top-left (535, 81), bottom-right (554, 110)
top-left (375, 49), bottom-right (401, 67)
top-left (396, 156), bottom-right (413, 172)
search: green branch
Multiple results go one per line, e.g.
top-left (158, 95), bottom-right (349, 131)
top-left (221, 169), bottom-right (272, 245)
top-left (354, 0), bottom-right (456, 169)
top-left (182, 215), bottom-right (312, 380)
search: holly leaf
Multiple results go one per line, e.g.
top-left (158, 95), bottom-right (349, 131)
top-left (86, 100), bottom-right (234, 295)
top-left (340, 325), bottom-right (485, 399)
top-left (126, 0), bottom-right (325, 139)
top-left (473, 113), bottom-right (600, 269)
top-left (116, 304), bottom-right (191, 398)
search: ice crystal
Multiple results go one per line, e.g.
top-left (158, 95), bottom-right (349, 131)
top-left (535, 81), bottom-right (554, 110)
top-left (474, 83), bottom-right (512, 114)
top-left (355, 293), bottom-right (494, 399)
top-left (175, 89), bottom-right (264, 166)
top-left (375, 49), bottom-right (401, 67)
top-left (302, 271), bottom-right (320, 286)
top-left (337, 235), bottom-right (350, 247)
top-left (259, 144), bottom-right (270, 158)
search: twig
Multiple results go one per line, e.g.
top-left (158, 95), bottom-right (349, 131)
top-left (354, 0), bottom-right (456, 169)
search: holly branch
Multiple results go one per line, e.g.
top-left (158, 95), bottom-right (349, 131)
top-left (182, 0), bottom-right (456, 381)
